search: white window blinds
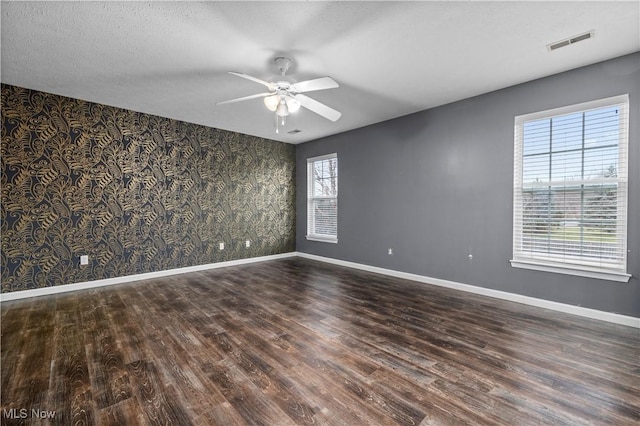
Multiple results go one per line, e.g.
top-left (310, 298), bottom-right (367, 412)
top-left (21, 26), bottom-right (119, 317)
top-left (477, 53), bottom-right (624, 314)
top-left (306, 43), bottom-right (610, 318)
top-left (512, 95), bottom-right (630, 281)
top-left (307, 153), bottom-right (338, 243)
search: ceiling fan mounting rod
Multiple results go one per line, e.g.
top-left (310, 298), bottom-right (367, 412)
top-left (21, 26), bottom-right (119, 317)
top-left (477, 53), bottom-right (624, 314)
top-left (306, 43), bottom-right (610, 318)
top-left (274, 56), bottom-right (292, 76)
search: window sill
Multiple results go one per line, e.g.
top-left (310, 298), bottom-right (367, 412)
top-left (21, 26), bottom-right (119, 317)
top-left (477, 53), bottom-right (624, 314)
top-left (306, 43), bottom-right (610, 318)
top-left (510, 259), bottom-right (631, 282)
top-left (306, 235), bottom-right (338, 244)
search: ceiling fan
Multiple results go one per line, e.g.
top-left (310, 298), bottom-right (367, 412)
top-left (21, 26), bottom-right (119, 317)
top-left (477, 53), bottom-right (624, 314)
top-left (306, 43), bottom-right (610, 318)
top-left (217, 57), bottom-right (341, 133)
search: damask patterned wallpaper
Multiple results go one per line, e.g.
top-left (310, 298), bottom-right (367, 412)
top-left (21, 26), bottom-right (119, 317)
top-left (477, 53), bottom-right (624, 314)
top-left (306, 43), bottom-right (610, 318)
top-left (1, 84), bottom-right (296, 292)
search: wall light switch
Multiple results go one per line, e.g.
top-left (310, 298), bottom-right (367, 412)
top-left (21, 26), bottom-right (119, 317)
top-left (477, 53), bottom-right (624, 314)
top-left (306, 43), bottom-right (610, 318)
top-left (80, 255), bottom-right (89, 265)
top-left (388, 248), bottom-right (393, 256)
top-left (219, 242), bottom-right (224, 250)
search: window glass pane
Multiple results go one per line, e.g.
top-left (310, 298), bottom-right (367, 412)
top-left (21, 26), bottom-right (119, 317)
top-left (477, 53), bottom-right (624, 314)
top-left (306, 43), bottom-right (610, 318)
top-left (327, 158), bottom-right (338, 177)
top-left (313, 161), bottom-right (324, 197)
top-left (551, 150), bottom-right (582, 181)
top-left (311, 199), bottom-right (337, 235)
top-left (313, 177), bottom-right (335, 197)
top-left (320, 159), bottom-right (329, 179)
top-left (584, 146), bottom-right (618, 179)
top-left (313, 161), bottom-right (334, 197)
top-left (522, 189), bottom-right (555, 237)
top-left (585, 106), bottom-right (620, 149)
top-left (312, 173), bottom-right (323, 197)
top-left (551, 112), bottom-right (583, 152)
top-left (523, 119), bottom-right (550, 156)
top-left (523, 154), bottom-right (549, 184)
top-left (583, 184), bottom-right (618, 233)
top-left (553, 188), bottom-right (582, 226)
top-left (312, 160), bottom-right (338, 197)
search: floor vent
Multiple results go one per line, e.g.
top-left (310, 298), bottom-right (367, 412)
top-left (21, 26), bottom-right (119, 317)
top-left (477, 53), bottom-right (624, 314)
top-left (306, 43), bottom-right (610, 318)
top-left (548, 30), bottom-right (594, 51)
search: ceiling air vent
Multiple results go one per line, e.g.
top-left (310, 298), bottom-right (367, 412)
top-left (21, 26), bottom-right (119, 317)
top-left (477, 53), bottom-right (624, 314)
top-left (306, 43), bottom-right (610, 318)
top-left (288, 129), bottom-right (302, 134)
top-left (547, 30), bottom-right (594, 51)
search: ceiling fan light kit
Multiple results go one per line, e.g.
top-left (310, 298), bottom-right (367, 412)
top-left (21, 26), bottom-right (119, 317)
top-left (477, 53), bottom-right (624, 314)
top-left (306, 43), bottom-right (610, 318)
top-left (263, 95), bottom-right (279, 111)
top-left (218, 57), bottom-right (341, 134)
top-left (285, 97), bottom-right (301, 113)
top-left (263, 92), bottom-right (301, 115)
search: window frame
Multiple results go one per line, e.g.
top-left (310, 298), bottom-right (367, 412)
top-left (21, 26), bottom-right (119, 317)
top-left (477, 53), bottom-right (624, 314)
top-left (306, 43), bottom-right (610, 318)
top-left (306, 153), bottom-right (338, 243)
top-left (511, 94), bottom-right (630, 282)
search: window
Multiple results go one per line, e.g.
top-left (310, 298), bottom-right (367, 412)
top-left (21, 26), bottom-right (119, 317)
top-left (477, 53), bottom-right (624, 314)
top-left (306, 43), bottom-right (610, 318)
top-left (512, 95), bottom-right (630, 282)
top-left (307, 153), bottom-right (338, 243)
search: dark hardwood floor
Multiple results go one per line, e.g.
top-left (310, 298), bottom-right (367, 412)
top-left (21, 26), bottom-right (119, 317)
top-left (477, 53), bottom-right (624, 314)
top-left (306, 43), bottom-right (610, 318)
top-left (1, 257), bottom-right (639, 425)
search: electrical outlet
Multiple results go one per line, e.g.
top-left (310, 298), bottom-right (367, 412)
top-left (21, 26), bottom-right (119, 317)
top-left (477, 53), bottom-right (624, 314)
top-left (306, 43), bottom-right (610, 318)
top-left (219, 242), bottom-right (224, 250)
top-left (468, 254), bottom-right (473, 260)
top-left (388, 248), bottom-right (393, 256)
top-left (245, 240), bottom-right (251, 248)
top-left (80, 255), bottom-right (89, 265)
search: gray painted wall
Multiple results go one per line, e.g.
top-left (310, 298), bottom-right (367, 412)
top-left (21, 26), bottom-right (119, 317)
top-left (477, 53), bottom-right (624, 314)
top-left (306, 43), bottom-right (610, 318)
top-left (296, 52), bottom-right (640, 318)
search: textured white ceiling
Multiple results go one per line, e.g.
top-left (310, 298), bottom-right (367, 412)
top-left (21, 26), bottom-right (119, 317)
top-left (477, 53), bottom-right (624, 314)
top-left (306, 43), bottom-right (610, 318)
top-left (1, 1), bottom-right (639, 144)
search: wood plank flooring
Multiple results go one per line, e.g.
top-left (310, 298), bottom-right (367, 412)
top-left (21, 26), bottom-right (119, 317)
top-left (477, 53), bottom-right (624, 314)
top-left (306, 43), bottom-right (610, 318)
top-left (1, 257), bottom-right (639, 425)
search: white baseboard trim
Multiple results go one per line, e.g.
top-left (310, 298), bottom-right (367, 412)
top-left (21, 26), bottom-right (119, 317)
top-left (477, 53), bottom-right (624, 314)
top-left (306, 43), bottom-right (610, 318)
top-left (0, 252), bottom-right (297, 302)
top-left (3, 251), bottom-right (638, 328)
top-left (295, 252), bottom-right (640, 329)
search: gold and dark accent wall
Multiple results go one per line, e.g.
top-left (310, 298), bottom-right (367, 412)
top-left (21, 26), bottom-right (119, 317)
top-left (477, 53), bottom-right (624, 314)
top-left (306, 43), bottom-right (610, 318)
top-left (1, 84), bottom-right (296, 293)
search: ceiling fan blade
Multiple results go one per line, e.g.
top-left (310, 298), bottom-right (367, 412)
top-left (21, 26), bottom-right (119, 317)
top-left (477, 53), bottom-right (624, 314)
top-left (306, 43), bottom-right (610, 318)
top-left (217, 92), bottom-right (273, 105)
top-left (292, 77), bottom-right (339, 93)
top-left (295, 94), bottom-right (342, 122)
top-left (228, 72), bottom-right (274, 89)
